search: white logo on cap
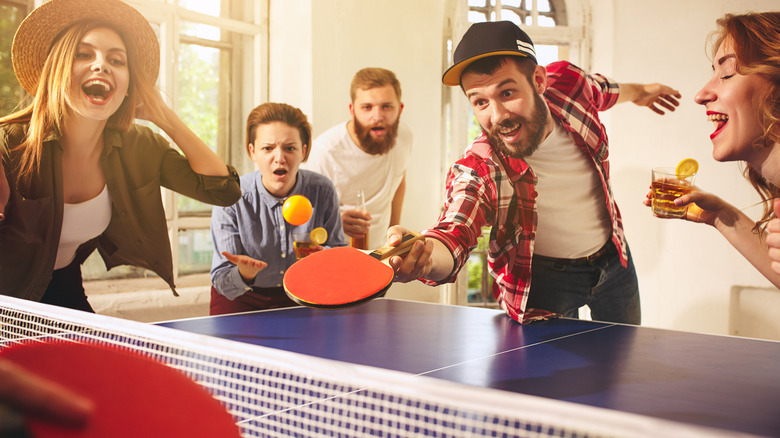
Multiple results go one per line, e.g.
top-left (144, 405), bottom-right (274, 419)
top-left (516, 39), bottom-right (536, 58)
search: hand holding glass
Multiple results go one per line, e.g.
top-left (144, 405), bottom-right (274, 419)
top-left (651, 167), bottom-right (696, 218)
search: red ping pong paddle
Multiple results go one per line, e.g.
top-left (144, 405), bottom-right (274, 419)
top-left (0, 341), bottom-right (242, 438)
top-left (283, 231), bottom-right (425, 308)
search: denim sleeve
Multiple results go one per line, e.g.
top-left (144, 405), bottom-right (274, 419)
top-left (210, 204), bottom-right (251, 300)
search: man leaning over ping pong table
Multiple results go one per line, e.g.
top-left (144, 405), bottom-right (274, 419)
top-left (386, 21), bottom-right (681, 325)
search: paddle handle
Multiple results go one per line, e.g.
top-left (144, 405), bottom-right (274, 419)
top-left (368, 231), bottom-right (425, 261)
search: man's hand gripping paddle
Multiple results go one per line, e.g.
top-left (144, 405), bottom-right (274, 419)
top-left (283, 232), bottom-right (425, 308)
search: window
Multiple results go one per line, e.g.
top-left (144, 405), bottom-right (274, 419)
top-left (455, 0), bottom-right (581, 307)
top-left (0, 0), bottom-right (29, 115)
top-left (84, 0), bottom-right (266, 282)
top-left (466, 0), bottom-right (572, 66)
top-left (0, 1), bottom-right (266, 286)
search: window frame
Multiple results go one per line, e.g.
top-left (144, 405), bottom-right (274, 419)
top-left (126, 0), bottom-right (268, 282)
top-left (0, 0), bottom-right (267, 288)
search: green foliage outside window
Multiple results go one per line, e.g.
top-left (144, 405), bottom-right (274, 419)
top-left (467, 255), bottom-right (485, 291)
top-left (0, 4), bottom-right (26, 116)
top-left (176, 43), bottom-right (220, 213)
top-left (468, 114), bottom-right (483, 143)
top-left (467, 227), bottom-right (496, 305)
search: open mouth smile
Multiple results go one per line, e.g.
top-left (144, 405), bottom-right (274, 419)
top-left (496, 123), bottom-right (522, 143)
top-left (706, 111), bottom-right (729, 139)
top-left (82, 79), bottom-right (114, 104)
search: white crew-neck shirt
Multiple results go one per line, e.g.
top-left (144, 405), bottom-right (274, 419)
top-left (55, 185), bottom-right (112, 269)
top-left (523, 121), bottom-right (611, 258)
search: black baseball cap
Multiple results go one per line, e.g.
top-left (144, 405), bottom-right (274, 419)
top-left (442, 21), bottom-right (537, 86)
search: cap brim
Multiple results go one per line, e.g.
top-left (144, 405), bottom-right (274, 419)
top-left (442, 51), bottom-right (529, 86)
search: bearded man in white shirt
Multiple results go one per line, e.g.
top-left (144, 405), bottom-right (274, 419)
top-left (303, 67), bottom-right (413, 250)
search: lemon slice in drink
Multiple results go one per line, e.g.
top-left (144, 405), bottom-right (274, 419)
top-left (675, 158), bottom-right (699, 179)
top-left (310, 227), bottom-right (328, 245)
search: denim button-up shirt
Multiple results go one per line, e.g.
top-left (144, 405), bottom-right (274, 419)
top-left (210, 169), bottom-right (347, 300)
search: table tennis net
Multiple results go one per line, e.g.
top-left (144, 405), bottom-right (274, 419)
top-left (0, 296), bottom-right (730, 438)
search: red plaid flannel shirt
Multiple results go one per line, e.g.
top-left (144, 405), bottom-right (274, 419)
top-left (423, 61), bottom-right (625, 323)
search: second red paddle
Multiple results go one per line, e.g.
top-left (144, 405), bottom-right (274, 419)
top-left (0, 341), bottom-right (242, 438)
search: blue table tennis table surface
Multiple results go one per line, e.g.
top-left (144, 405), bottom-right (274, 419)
top-left (160, 298), bottom-right (780, 437)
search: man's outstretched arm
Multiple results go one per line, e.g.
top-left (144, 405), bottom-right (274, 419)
top-left (617, 83), bottom-right (681, 115)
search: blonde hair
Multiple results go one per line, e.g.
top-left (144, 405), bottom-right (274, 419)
top-left (1, 21), bottom-right (164, 187)
top-left (708, 12), bottom-right (780, 232)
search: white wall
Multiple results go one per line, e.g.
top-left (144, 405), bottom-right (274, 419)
top-left (268, 0), bottom-right (313, 115)
top-left (269, 0), bottom-right (450, 303)
top-left (590, 0), bottom-right (780, 335)
top-left (266, 0), bottom-right (780, 336)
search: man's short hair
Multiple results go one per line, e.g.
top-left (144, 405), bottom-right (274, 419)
top-left (460, 55), bottom-right (537, 89)
top-left (350, 67), bottom-right (402, 102)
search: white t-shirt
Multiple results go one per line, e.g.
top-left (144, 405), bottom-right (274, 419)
top-left (303, 121), bottom-right (413, 249)
top-left (55, 185), bottom-right (112, 269)
top-left (523, 121), bottom-right (611, 258)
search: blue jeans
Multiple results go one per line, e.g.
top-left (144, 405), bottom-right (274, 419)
top-left (526, 243), bottom-right (641, 324)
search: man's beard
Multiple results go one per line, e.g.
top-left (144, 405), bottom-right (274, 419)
top-left (353, 117), bottom-right (400, 155)
top-left (488, 92), bottom-right (548, 159)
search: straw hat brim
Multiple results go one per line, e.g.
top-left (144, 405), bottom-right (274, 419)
top-left (12, 0), bottom-right (160, 95)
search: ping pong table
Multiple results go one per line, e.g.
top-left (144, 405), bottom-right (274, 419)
top-left (160, 298), bottom-right (780, 437)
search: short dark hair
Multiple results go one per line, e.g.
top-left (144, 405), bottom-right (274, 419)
top-left (460, 55), bottom-right (537, 89)
top-left (245, 102), bottom-right (312, 160)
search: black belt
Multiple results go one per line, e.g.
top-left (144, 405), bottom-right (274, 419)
top-left (534, 241), bottom-right (612, 265)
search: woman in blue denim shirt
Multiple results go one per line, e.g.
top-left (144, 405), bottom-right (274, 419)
top-left (210, 103), bottom-right (347, 314)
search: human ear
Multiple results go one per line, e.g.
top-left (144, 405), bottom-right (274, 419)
top-left (533, 65), bottom-right (548, 94)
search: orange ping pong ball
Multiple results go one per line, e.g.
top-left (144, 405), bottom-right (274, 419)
top-left (282, 195), bottom-right (313, 225)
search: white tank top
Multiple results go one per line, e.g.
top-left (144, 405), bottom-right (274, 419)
top-left (55, 185), bottom-right (112, 269)
top-left (523, 122), bottom-right (611, 258)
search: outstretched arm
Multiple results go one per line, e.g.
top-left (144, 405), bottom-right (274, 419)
top-left (221, 251), bottom-right (268, 284)
top-left (617, 83), bottom-right (681, 115)
top-left (645, 188), bottom-right (780, 288)
top-left (385, 225), bottom-right (451, 283)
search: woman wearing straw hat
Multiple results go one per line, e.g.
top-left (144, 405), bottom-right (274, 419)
top-left (0, 0), bottom-right (241, 311)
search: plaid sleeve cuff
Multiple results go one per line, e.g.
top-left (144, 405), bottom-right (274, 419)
top-left (417, 229), bottom-right (467, 285)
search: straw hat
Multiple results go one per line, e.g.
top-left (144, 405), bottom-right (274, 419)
top-left (11, 0), bottom-right (160, 95)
